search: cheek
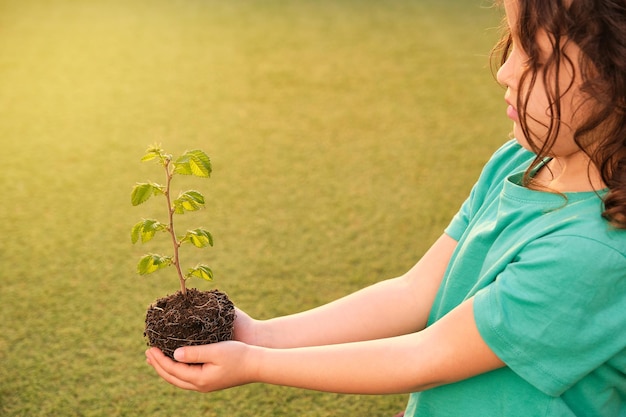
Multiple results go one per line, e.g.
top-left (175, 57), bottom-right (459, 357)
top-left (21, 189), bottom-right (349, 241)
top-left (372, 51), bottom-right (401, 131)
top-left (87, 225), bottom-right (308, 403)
top-left (512, 100), bottom-right (561, 154)
top-left (516, 88), bottom-right (552, 144)
top-left (518, 75), bottom-right (579, 143)
top-left (522, 81), bottom-right (551, 126)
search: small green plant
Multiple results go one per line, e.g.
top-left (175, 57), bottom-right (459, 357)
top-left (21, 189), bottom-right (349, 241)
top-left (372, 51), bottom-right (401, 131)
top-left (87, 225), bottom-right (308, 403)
top-left (131, 144), bottom-right (235, 359)
top-left (131, 144), bottom-right (214, 296)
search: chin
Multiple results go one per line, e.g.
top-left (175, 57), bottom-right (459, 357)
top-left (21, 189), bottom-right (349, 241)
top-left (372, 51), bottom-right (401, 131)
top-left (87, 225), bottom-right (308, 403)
top-left (512, 124), bottom-right (538, 154)
top-left (512, 128), bottom-right (532, 152)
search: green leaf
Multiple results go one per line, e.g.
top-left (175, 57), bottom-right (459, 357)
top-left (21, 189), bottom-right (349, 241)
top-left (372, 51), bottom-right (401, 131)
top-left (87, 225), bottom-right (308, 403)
top-left (141, 144), bottom-right (171, 165)
top-left (181, 228), bottom-right (213, 248)
top-left (187, 264), bottom-right (213, 281)
top-left (140, 151), bottom-right (159, 162)
top-left (131, 221), bottom-right (143, 244)
top-left (131, 182), bottom-right (164, 206)
top-left (173, 190), bottom-right (205, 214)
top-left (173, 150), bottom-right (212, 178)
top-left (131, 219), bottom-right (167, 244)
top-left (137, 254), bottom-right (172, 275)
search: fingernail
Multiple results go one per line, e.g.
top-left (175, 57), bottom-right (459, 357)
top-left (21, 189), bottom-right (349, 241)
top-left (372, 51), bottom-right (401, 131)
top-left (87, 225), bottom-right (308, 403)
top-left (174, 348), bottom-right (184, 361)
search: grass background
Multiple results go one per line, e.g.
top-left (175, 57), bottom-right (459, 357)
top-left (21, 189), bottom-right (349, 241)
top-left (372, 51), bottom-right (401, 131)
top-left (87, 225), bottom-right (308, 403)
top-left (0, 0), bottom-right (509, 416)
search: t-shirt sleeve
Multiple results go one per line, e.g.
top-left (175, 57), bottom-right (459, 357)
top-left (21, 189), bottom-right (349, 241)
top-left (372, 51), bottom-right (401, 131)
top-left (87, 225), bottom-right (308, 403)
top-left (473, 235), bottom-right (626, 397)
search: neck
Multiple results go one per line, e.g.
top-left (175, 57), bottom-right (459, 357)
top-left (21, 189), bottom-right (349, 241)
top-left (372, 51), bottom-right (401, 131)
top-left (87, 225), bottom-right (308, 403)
top-left (532, 152), bottom-right (606, 193)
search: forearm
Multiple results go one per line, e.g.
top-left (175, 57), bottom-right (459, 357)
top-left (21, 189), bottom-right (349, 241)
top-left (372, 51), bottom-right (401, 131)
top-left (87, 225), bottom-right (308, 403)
top-left (256, 277), bottom-right (423, 348)
top-left (252, 333), bottom-right (438, 394)
top-left (248, 298), bottom-right (504, 395)
top-left (255, 234), bottom-right (456, 348)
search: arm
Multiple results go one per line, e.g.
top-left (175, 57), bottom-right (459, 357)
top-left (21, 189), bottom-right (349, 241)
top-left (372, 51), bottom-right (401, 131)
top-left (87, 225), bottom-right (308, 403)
top-left (237, 233), bottom-right (458, 348)
top-left (145, 297), bottom-right (505, 394)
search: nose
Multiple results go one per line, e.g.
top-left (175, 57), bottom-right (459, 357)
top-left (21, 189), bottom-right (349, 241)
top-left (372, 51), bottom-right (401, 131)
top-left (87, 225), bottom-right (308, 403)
top-left (496, 47), bottom-right (521, 88)
top-left (496, 55), bottom-right (515, 89)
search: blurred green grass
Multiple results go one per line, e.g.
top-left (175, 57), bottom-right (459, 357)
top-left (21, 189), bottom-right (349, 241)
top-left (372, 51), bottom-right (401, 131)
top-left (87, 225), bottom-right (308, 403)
top-left (0, 0), bottom-right (508, 416)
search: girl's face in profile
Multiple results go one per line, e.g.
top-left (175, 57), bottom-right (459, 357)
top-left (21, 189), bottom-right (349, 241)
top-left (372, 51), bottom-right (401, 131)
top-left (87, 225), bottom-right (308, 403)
top-left (496, 0), bottom-right (590, 159)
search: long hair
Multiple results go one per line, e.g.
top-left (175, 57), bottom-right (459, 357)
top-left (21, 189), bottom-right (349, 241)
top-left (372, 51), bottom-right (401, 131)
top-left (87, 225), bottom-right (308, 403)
top-left (491, 0), bottom-right (626, 228)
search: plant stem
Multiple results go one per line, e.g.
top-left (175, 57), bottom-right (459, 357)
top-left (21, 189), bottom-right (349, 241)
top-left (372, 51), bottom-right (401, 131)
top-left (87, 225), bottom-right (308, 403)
top-left (163, 159), bottom-right (187, 296)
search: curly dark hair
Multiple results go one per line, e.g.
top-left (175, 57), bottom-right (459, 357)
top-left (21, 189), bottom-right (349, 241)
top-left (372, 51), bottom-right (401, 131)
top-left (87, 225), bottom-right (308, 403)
top-left (491, 0), bottom-right (626, 228)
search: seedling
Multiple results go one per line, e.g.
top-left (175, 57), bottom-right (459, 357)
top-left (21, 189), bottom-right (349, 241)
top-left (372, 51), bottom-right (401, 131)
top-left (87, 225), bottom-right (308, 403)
top-left (131, 145), bottom-right (214, 296)
top-left (131, 144), bottom-right (235, 359)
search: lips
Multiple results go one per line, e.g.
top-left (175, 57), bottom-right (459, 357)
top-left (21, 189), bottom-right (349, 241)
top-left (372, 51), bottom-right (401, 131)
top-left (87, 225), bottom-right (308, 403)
top-left (506, 104), bottom-right (519, 121)
top-left (505, 99), bottom-right (519, 122)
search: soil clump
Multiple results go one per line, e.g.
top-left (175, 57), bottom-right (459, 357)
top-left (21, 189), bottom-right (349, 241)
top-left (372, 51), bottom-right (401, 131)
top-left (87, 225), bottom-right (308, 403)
top-left (144, 288), bottom-right (235, 360)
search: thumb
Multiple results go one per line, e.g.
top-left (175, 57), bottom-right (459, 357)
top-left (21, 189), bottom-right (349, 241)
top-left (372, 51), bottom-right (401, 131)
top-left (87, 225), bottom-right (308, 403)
top-left (174, 344), bottom-right (214, 364)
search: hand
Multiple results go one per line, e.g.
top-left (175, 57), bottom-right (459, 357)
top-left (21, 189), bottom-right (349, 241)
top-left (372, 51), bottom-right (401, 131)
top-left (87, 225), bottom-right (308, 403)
top-left (232, 307), bottom-right (260, 345)
top-left (145, 342), bottom-right (258, 392)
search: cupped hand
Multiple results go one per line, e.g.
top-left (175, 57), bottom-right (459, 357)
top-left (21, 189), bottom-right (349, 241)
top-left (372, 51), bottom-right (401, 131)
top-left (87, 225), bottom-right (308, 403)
top-left (145, 341), bottom-right (259, 392)
top-left (232, 307), bottom-right (260, 345)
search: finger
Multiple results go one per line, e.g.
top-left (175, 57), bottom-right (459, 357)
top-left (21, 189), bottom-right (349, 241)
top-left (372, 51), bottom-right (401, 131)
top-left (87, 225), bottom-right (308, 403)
top-left (174, 344), bottom-right (216, 364)
top-left (149, 347), bottom-right (206, 380)
top-left (145, 348), bottom-right (201, 391)
top-left (146, 348), bottom-right (198, 390)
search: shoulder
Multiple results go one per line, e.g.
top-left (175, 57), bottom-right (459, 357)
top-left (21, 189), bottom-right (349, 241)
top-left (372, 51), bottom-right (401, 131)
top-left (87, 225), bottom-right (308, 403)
top-left (445, 140), bottom-right (535, 239)
top-left (538, 197), bottom-right (626, 259)
top-left (460, 140), bottom-right (534, 211)
top-left (480, 139), bottom-right (535, 182)
top-left (470, 139), bottom-right (536, 199)
top-left (518, 232), bottom-right (626, 278)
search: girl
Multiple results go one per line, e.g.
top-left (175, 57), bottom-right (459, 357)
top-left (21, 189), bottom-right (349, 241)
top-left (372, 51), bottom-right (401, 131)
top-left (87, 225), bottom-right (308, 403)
top-left (146, 0), bottom-right (626, 415)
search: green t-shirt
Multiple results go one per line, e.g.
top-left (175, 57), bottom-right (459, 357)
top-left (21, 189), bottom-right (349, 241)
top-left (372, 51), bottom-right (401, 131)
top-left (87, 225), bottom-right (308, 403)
top-left (405, 140), bottom-right (626, 417)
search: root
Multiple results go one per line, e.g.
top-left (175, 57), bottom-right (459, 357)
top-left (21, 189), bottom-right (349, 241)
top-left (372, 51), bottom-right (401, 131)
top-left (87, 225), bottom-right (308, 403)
top-left (144, 288), bottom-right (236, 360)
